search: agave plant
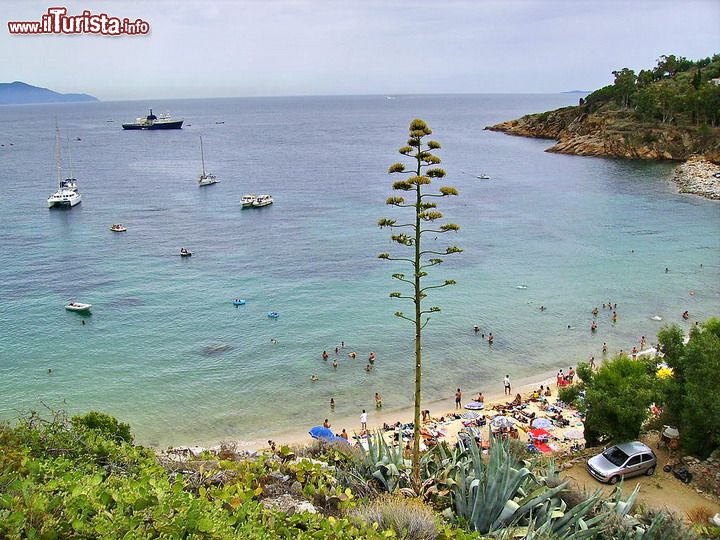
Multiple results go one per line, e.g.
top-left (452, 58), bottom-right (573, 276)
top-left (358, 431), bottom-right (413, 492)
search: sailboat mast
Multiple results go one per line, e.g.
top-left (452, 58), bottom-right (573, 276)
top-left (200, 136), bottom-right (206, 176)
top-left (55, 122), bottom-right (62, 188)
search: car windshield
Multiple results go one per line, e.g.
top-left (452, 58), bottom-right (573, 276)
top-left (602, 447), bottom-right (630, 466)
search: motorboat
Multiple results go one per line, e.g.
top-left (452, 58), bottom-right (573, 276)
top-left (66, 302), bottom-right (92, 313)
top-left (253, 194), bottom-right (273, 207)
top-left (110, 224), bottom-right (127, 232)
top-left (48, 124), bottom-right (82, 209)
top-left (477, 174), bottom-right (490, 180)
top-left (197, 136), bottom-right (219, 186)
top-left (233, 299), bottom-right (246, 306)
top-left (241, 194), bottom-right (257, 208)
top-left (122, 108), bottom-right (183, 130)
top-left (180, 248), bottom-right (192, 257)
top-left (267, 311), bottom-right (279, 318)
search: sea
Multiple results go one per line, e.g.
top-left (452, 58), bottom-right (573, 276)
top-left (0, 94), bottom-right (718, 448)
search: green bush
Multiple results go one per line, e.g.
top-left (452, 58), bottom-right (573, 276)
top-left (558, 384), bottom-right (582, 407)
top-left (72, 410), bottom-right (133, 443)
top-left (583, 355), bottom-right (655, 445)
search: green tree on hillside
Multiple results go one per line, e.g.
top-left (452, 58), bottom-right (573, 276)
top-left (612, 68), bottom-right (637, 108)
top-left (378, 119), bottom-right (461, 486)
top-left (658, 319), bottom-right (720, 458)
top-left (583, 356), bottom-right (656, 444)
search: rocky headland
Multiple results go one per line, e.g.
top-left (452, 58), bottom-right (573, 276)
top-left (486, 106), bottom-right (720, 162)
top-left (486, 105), bottom-right (720, 200)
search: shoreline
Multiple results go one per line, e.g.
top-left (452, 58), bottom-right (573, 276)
top-left (166, 367), bottom-right (561, 454)
top-left (160, 342), bottom-right (670, 455)
top-left (673, 155), bottom-right (720, 200)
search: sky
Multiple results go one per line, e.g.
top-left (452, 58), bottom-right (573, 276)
top-left (1, 0), bottom-right (718, 100)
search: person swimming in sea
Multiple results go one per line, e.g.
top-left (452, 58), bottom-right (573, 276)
top-left (368, 352), bottom-right (376, 363)
top-left (310, 374), bottom-right (319, 382)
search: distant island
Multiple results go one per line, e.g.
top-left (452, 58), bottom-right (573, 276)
top-left (487, 54), bottom-right (720, 163)
top-left (0, 81), bottom-right (98, 105)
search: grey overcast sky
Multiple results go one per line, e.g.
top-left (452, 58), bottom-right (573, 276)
top-left (1, 0), bottom-right (718, 100)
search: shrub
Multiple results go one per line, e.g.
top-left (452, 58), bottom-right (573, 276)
top-left (558, 384), bottom-right (582, 407)
top-left (583, 355), bottom-right (655, 445)
top-left (72, 411), bottom-right (133, 443)
top-left (350, 494), bottom-right (439, 540)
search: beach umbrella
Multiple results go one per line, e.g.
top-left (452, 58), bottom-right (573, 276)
top-left (529, 428), bottom-right (551, 441)
top-left (564, 428), bottom-right (584, 440)
top-left (462, 411), bottom-right (480, 420)
top-left (464, 401), bottom-right (485, 410)
top-left (309, 426), bottom-right (334, 440)
top-left (491, 416), bottom-right (514, 429)
top-left (531, 418), bottom-right (552, 429)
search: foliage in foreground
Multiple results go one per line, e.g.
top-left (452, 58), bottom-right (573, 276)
top-left (0, 409), bottom-right (702, 539)
top-left (0, 411), bottom-right (388, 539)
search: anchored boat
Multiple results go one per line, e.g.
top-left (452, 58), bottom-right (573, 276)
top-left (122, 109), bottom-right (183, 130)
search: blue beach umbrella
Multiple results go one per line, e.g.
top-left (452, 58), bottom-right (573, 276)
top-left (309, 426), bottom-right (334, 440)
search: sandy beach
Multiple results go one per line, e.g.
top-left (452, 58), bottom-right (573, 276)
top-left (199, 368), bottom-right (564, 453)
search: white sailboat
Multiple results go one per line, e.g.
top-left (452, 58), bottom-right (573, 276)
top-left (197, 136), bottom-right (218, 186)
top-left (47, 124), bottom-right (82, 208)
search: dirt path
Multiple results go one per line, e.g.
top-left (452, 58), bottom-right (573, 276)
top-left (562, 439), bottom-right (720, 518)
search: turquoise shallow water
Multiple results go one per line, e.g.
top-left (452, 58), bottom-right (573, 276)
top-left (0, 94), bottom-right (718, 447)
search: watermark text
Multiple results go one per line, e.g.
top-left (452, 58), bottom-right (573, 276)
top-left (8, 7), bottom-right (150, 36)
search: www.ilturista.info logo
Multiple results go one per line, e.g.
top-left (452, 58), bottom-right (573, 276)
top-left (8, 7), bottom-right (150, 36)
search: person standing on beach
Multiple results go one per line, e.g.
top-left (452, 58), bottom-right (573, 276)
top-left (455, 388), bottom-right (462, 409)
top-left (360, 409), bottom-right (367, 431)
top-left (504, 375), bottom-right (511, 395)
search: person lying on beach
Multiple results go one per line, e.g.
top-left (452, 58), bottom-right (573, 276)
top-left (339, 429), bottom-right (348, 440)
top-left (323, 419), bottom-right (331, 428)
top-left (511, 393), bottom-right (522, 406)
top-left (474, 392), bottom-right (485, 403)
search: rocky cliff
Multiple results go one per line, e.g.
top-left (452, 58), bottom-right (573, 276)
top-left (486, 106), bottom-right (720, 162)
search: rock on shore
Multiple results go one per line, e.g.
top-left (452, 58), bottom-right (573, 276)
top-left (673, 156), bottom-right (720, 200)
top-left (486, 107), bottom-right (720, 162)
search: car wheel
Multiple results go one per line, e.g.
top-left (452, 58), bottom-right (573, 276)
top-left (645, 466), bottom-right (655, 476)
top-left (663, 464), bottom-right (672, 473)
top-left (608, 475), bottom-right (619, 485)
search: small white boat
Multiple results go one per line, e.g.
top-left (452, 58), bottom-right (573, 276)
top-left (241, 194), bottom-right (257, 208)
top-left (66, 302), bottom-right (92, 313)
top-left (253, 194), bottom-right (273, 207)
top-left (110, 224), bottom-right (127, 232)
top-left (477, 174), bottom-right (490, 180)
top-left (197, 136), bottom-right (219, 186)
top-left (180, 248), bottom-right (192, 257)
